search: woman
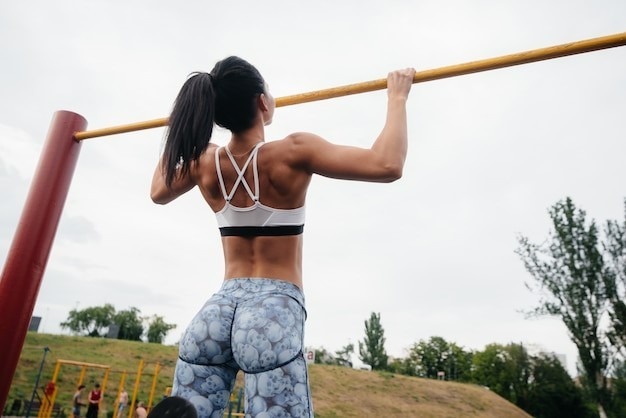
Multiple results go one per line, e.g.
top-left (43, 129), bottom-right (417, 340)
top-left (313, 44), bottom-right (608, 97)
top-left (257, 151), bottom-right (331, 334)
top-left (151, 56), bottom-right (415, 418)
top-left (85, 383), bottom-right (101, 418)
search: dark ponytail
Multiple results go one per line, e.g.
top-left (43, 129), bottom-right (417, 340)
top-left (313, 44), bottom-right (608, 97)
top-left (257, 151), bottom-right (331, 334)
top-left (162, 72), bottom-right (215, 187)
top-left (162, 57), bottom-right (265, 188)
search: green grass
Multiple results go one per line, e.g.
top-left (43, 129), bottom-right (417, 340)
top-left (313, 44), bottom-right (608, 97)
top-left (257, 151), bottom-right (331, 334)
top-left (9, 332), bottom-right (532, 417)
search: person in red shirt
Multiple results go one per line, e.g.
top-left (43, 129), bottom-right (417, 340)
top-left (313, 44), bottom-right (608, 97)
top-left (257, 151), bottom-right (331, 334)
top-left (86, 383), bottom-right (101, 418)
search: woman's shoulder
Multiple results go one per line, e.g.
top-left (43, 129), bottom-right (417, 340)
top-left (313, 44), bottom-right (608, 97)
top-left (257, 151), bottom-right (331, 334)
top-left (195, 143), bottom-right (220, 167)
top-left (265, 133), bottom-right (324, 154)
top-left (283, 132), bottom-right (321, 143)
top-left (205, 143), bottom-right (220, 153)
top-left (259, 133), bottom-right (325, 172)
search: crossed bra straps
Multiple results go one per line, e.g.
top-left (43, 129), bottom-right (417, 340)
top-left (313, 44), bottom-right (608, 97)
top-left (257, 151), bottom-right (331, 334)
top-left (214, 142), bottom-right (305, 237)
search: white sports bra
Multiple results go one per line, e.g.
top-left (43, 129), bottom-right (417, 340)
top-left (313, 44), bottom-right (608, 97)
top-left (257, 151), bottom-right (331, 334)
top-left (214, 143), bottom-right (305, 236)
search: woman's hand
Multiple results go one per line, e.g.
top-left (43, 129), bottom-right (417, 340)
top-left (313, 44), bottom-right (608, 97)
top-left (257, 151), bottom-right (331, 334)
top-left (387, 68), bottom-right (416, 101)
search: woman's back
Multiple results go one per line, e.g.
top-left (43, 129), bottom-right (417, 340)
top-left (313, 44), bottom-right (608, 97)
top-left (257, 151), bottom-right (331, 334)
top-left (195, 139), bottom-right (311, 214)
top-left (192, 137), bottom-right (312, 287)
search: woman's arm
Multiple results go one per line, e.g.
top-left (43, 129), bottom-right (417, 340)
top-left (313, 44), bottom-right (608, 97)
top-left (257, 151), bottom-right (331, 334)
top-left (288, 68), bottom-right (415, 182)
top-left (150, 159), bottom-right (196, 204)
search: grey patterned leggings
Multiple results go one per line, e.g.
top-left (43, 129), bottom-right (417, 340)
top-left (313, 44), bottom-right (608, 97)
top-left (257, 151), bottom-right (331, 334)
top-left (172, 278), bottom-right (313, 418)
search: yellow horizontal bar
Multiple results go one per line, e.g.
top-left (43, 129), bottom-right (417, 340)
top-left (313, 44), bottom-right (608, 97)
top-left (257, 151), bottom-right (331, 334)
top-left (74, 117), bottom-right (168, 141)
top-left (74, 31), bottom-right (626, 141)
top-left (57, 359), bottom-right (111, 369)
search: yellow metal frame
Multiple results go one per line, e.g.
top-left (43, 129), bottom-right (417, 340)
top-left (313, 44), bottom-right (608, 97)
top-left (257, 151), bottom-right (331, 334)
top-left (147, 362), bottom-right (161, 412)
top-left (111, 370), bottom-right (127, 418)
top-left (127, 359), bottom-right (143, 418)
top-left (37, 359), bottom-right (110, 418)
top-left (34, 359), bottom-right (163, 418)
top-left (101, 361), bottom-right (163, 418)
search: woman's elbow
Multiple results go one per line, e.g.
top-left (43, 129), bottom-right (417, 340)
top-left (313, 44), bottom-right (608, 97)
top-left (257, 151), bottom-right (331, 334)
top-left (390, 166), bottom-right (404, 182)
top-left (151, 169), bottom-right (170, 204)
top-left (151, 193), bottom-right (166, 205)
top-left (150, 187), bottom-right (171, 205)
top-left (381, 163), bottom-right (404, 182)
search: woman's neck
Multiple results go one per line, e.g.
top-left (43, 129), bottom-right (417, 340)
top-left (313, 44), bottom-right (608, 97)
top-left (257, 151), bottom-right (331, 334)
top-left (229, 122), bottom-right (265, 152)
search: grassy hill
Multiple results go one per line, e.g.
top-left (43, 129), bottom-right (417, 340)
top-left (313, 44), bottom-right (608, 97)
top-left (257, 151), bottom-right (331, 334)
top-left (8, 333), bottom-right (532, 418)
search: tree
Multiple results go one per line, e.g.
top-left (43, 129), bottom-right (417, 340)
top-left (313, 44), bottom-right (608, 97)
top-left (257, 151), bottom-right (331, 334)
top-left (410, 336), bottom-right (449, 379)
top-left (604, 200), bottom-right (626, 356)
top-left (313, 347), bottom-right (335, 365)
top-left (527, 354), bottom-right (592, 418)
top-left (471, 343), bottom-right (590, 417)
top-left (60, 304), bottom-right (115, 337)
top-left (334, 343), bottom-right (354, 368)
top-left (408, 336), bottom-right (473, 381)
top-left (516, 197), bottom-right (612, 412)
top-left (504, 343), bottom-right (532, 410)
top-left (448, 342), bottom-right (474, 382)
top-left (472, 343), bottom-right (512, 397)
top-left (358, 312), bottom-right (388, 370)
top-left (146, 315), bottom-right (176, 343)
top-left (387, 356), bottom-right (418, 376)
top-left (114, 307), bottom-right (144, 341)
top-left (608, 360), bottom-right (626, 417)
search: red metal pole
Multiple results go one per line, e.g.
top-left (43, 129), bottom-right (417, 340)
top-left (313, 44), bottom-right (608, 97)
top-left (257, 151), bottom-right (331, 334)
top-left (0, 111), bottom-right (87, 409)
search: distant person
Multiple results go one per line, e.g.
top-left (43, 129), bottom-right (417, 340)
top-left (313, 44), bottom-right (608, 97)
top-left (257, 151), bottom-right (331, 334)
top-left (117, 388), bottom-right (129, 417)
top-left (134, 401), bottom-right (148, 418)
top-left (86, 383), bottom-right (102, 418)
top-left (72, 384), bottom-right (86, 418)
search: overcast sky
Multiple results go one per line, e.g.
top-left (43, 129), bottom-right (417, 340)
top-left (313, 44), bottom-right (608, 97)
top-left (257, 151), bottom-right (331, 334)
top-left (1, 1), bottom-right (625, 376)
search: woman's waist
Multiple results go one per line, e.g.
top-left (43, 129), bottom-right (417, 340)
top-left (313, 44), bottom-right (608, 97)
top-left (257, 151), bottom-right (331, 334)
top-left (219, 277), bottom-right (305, 305)
top-left (223, 235), bottom-right (301, 267)
top-left (223, 262), bottom-right (302, 285)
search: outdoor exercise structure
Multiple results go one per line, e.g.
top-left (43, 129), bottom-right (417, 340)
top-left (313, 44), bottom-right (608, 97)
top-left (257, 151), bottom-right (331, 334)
top-left (12, 358), bottom-right (164, 418)
top-left (37, 360), bottom-right (111, 418)
top-left (0, 31), bottom-right (625, 409)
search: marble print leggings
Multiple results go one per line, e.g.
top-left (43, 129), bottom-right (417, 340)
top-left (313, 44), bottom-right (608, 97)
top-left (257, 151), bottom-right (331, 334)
top-left (172, 278), bottom-right (313, 418)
